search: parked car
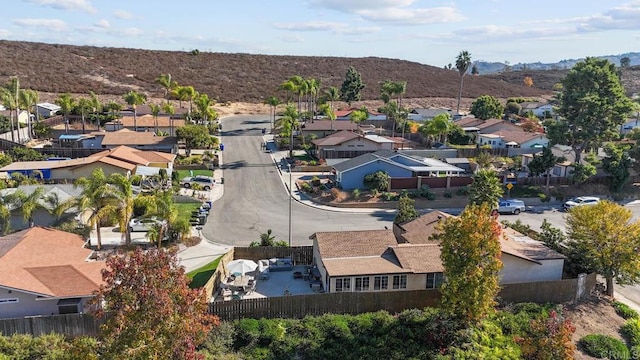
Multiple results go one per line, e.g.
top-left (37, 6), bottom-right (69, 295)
top-left (563, 196), bottom-right (600, 211)
top-left (129, 216), bottom-right (166, 232)
top-left (180, 175), bottom-right (215, 190)
top-left (498, 199), bottom-right (526, 215)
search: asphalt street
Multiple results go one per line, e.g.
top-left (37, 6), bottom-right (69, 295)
top-left (201, 115), bottom-right (394, 246)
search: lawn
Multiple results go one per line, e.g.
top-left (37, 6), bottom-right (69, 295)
top-left (175, 202), bottom-right (203, 222)
top-left (176, 169), bottom-right (214, 179)
top-left (187, 256), bottom-right (221, 288)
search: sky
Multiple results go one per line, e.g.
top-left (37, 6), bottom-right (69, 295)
top-left (2, 0), bottom-right (639, 67)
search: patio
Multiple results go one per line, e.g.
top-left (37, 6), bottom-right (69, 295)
top-left (213, 265), bottom-right (321, 302)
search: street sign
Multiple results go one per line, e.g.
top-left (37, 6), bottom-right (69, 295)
top-left (506, 183), bottom-right (513, 190)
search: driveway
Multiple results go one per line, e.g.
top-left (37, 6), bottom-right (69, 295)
top-left (201, 115), bottom-right (394, 246)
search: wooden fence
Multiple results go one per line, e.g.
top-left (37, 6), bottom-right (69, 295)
top-left (0, 313), bottom-right (103, 337)
top-left (209, 290), bottom-right (442, 321)
top-left (233, 246), bottom-right (314, 265)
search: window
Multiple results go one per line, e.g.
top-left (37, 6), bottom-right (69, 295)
top-left (0, 298), bottom-right (18, 304)
top-left (355, 277), bottom-right (370, 291)
top-left (335, 278), bottom-right (351, 292)
top-left (392, 275), bottom-right (407, 289)
top-left (374, 276), bottom-right (388, 290)
top-left (426, 272), bottom-right (445, 289)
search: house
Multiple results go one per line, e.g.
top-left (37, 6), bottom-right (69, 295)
top-left (89, 129), bottom-right (178, 152)
top-left (300, 120), bottom-right (358, 139)
top-left (0, 184), bottom-right (83, 231)
top-left (444, 158), bottom-right (471, 173)
top-left (410, 108), bottom-right (453, 121)
top-left (332, 150), bottom-right (465, 190)
top-left (476, 130), bottom-right (549, 149)
top-left (104, 114), bottom-right (185, 133)
top-left (0, 145), bottom-right (175, 181)
top-left (335, 108), bottom-right (392, 128)
top-left (519, 102), bottom-right (554, 118)
top-left (36, 102), bottom-right (61, 118)
top-left (455, 117), bottom-right (521, 135)
top-left (311, 211), bottom-right (566, 293)
top-left (311, 130), bottom-right (394, 160)
top-left (521, 144), bottom-right (606, 177)
top-left (0, 227), bottom-right (105, 319)
top-left (621, 116), bottom-right (640, 135)
top-left (0, 109), bottom-right (30, 125)
top-left (120, 104), bottom-right (189, 118)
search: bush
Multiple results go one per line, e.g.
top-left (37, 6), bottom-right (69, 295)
top-left (352, 188), bottom-right (361, 199)
top-left (623, 318), bottom-right (640, 346)
top-left (426, 192), bottom-right (436, 201)
top-left (456, 186), bottom-right (470, 196)
top-left (311, 176), bottom-right (321, 186)
top-left (538, 193), bottom-right (550, 202)
top-left (183, 236), bottom-right (202, 247)
top-left (614, 301), bottom-right (640, 320)
top-left (579, 334), bottom-right (630, 360)
top-left (300, 181), bottom-right (313, 193)
top-left (444, 192), bottom-right (453, 198)
top-left (330, 187), bottom-right (342, 200)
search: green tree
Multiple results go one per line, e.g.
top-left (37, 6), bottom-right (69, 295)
top-left (44, 192), bottom-right (76, 225)
top-left (13, 187), bottom-right (45, 228)
top-left (469, 169), bottom-right (503, 207)
top-left (620, 57), bottom-right (631, 68)
top-left (363, 171), bottom-right (390, 192)
top-left (250, 229), bottom-right (277, 247)
top-left (340, 66), bottom-right (365, 106)
top-left (176, 85), bottom-right (196, 118)
top-left (162, 102), bottom-right (176, 136)
top-left (566, 200), bottom-right (640, 296)
top-left (394, 194), bottom-right (418, 224)
top-left (428, 113), bottom-right (455, 144)
top-left (471, 64), bottom-right (479, 75)
top-left (75, 169), bottom-right (116, 250)
top-left (527, 146), bottom-right (563, 189)
top-left (55, 92), bottom-right (75, 135)
top-left (349, 107), bottom-right (368, 125)
top-left (0, 192), bottom-right (22, 234)
top-left (18, 88), bottom-right (38, 138)
top-left (504, 101), bottom-right (522, 117)
top-left (546, 57), bottom-right (634, 164)
top-left (193, 93), bottom-right (217, 123)
top-left (176, 124), bottom-right (215, 153)
top-left (107, 172), bottom-right (135, 246)
top-left (569, 162), bottom-right (596, 184)
top-left (92, 247), bottom-right (217, 359)
top-left (0, 78), bottom-right (20, 142)
top-left (602, 143), bottom-right (631, 192)
top-left (323, 86), bottom-right (340, 113)
top-left (455, 50), bottom-right (472, 115)
top-left (88, 91), bottom-right (101, 129)
top-left (76, 97), bottom-right (92, 134)
top-left (123, 90), bottom-right (147, 132)
top-left (433, 203), bottom-right (502, 323)
top-left (470, 95), bottom-right (504, 120)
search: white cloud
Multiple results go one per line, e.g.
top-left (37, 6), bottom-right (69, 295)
top-left (309, 0), bottom-right (414, 12)
top-left (335, 26), bottom-right (381, 35)
top-left (26, 0), bottom-right (95, 14)
top-left (280, 34), bottom-right (304, 43)
top-left (358, 6), bottom-right (464, 24)
top-left (577, 1), bottom-right (640, 31)
top-left (13, 18), bottom-right (68, 32)
top-left (114, 27), bottom-right (143, 37)
top-left (94, 19), bottom-right (110, 29)
top-left (273, 21), bottom-right (346, 32)
top-left (113, 9), bottom-right (133, 19)
top-left (0, 29), bottom-right (10, 37)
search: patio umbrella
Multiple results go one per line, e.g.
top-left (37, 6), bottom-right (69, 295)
top-left (226, 259), bottom-right (259, 276)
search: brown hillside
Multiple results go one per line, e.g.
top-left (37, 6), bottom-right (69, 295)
top-left (0, 40), bottom-right (550, 104)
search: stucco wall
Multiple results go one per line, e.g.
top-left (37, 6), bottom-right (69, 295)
top-left (500, 254), bottom-right (564, 284)
top-left (9, 209), bottom-right (56, 232)
top-left (327, 273), bottom-right (429, 293)
top-left (331, 137), bottom-right (391, 152)
top-left (0, 288), bottom-right (59, 319)
top-left (51, 162), bottom-right (129, 180)
top-left (339, 161), bottom-right (412, 190)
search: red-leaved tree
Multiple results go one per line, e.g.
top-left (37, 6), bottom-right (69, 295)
top-left (91, 247), bottom-right (218, 359)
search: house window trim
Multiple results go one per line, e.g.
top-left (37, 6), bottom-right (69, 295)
top-left (426, 272), bottom-right (445, 289)
top-left (374, 275), bottom-right (388, 290)
top-left (392, 274), bottom-right (407, 289)
top-left (335, 277), bottom-right (351, 292)
top-left (354, 276), bottom-right (370, 292)
top-left (0, 298), bottom-right (19, 304)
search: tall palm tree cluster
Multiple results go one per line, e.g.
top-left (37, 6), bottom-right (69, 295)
top-left (0, 77), bottom-right (38, 143)
top-left (378, 80), bottom-right (408, 139)
top-left (278, 75), bottom-right (321, 121)
top-left (155, 73), bottom-right (218, 129)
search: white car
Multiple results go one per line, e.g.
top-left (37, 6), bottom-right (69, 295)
top-left (180, 175), bottom-right (215, 190)
top-left (563, 196), bottom-right (600, 211)
top-left (128, 217), bottom-right (166, 232)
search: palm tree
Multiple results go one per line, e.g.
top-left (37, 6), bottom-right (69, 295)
top-left (106, 172), bottom-right (135, 246)
top-left (429, 113), bottom-right (455, 144)
top-left (320, 103), bottom-right (337, 131)
top-left (149, 103), bottom-right (161, 134)
top-left (88, 91), bottom-right (101, 130)
top-left (56, 93), bottom-right (76, 135)
top-left (75, 169), bottom-right (114, 251)
top-left (263, 96), bottom-right (280, 132)
top-left (380, 100), bottom-right (400, 138)
top-left (176, 86), bottom-right (196, 119)
top-left (392, 81), bottom-right (407, 110)
top-left (349, 107), bottom-right (368, 126)
top-left (18, 88), bottom-right (38, 139)
top-left (44, 192), bottom-right (75, 225)
top-left (76, 97), bottom-right (92, 134)
top-left (123, 90), bottom-right (147, 132)
top-left (276, 104), bottom-right (300, 158)
top-left (324, 86), bottom-right (340, 112)
top-left (0, 192), bottom-right (21, 235)
top-left (163, 102), bottom-right (176, 136)
top-left (14, 187), bottom-right (45, 228)
top-left (104, 100), bottom-right (123, 121)
top-left (151, 191), bottom-right (176, 248)
top-left (279, 79), bottom-right (297, 105)
top-left (259, 229), bottom-right (276, 246)
top-left (306, 77), bottom-right (320, 117)
top-left (1, 78), bottom-right (19, 142)
top-left (194, 93), bottom-right (216, 123)
top-left (455, 50), bottom-right (472, 115)
top-left (156, 73), bottom-right (177, 103)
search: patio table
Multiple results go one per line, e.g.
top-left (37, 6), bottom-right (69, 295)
top-left (232, 275), bottom-right (252, 290)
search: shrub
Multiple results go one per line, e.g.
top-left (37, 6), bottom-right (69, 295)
top-left (330, 187), bottom-right (342, 200)
top-left (183, 236), bottom-right (202, 247)
top-left (426, 192), bottom-right (436, 201)
top-left (371, 189), bottom-right (379, 198)
top-left (623, 318), bottom-right (640, 346)
top-left (538, 193), bottom-right (550, 202)
top-left (300, 182), bottom-right (313, 193)
top-left (352, 188), bottom-right (361, 199)
top-left (444, 192), bottom-right (453, 198)
top-left (614, 301), bottom-right (640, 320)
top-left (579, 334), bottom-right (629, 360)
top-left (311, 176), bottom-right (321, 186)
top-left (382, 192), bottom-right (395, 201)
top-left (456, 186), bottom-right (470, 196)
